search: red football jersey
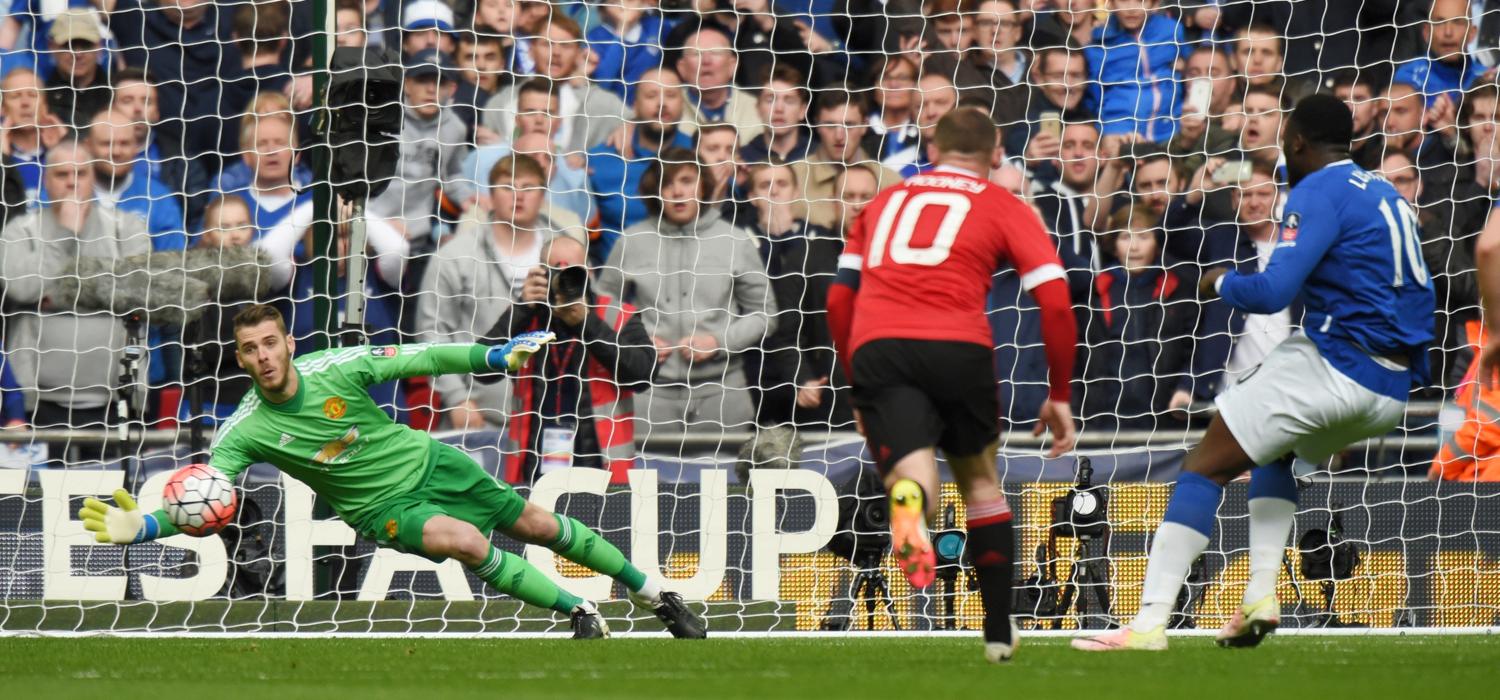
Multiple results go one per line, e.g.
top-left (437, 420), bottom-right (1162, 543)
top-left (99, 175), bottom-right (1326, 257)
top-left (840, 166), bottom-right (1065, 353)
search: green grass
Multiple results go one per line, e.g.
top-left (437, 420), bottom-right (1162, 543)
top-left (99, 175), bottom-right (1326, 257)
top-left (2, 636), bottom-right (1497, 699)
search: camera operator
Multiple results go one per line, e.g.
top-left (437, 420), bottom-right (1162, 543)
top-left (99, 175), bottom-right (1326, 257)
top-left (478, 236), bottom-right (656, 485)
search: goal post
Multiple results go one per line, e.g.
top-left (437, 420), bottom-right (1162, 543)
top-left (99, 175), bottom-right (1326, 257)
top-left (0, 1), bottom-right (1497, 636)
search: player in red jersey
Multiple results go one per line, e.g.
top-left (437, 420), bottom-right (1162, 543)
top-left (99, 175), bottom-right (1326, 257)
top-left (827, 108), bottom-right (1078, 663)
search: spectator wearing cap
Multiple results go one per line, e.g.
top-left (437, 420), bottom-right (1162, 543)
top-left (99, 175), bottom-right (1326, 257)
top-left (739, 65), bottom-right (815, 166)
top-left (586, 0), bottom-right (671, 101)
top-left (586, 66), bottom-right (694, 262)
top-left (402, 0), bottom-right (458, 57)
top-left (485, 13), bottom-right (626, 154)
top-left (1082, 0), bottom-right (1187, 141)
top-left (41, 8), bottom-right (111, 128)
top-left (673, 23), bottom-right (763, 146)
top-left (399, 0), bottom-right (493, 143)
top-left (368, 48), bottom-right (471, 250)
top-left (112, 0), bottom-right (254, 168)
top-left (791, 91), bottom-right (900, 231)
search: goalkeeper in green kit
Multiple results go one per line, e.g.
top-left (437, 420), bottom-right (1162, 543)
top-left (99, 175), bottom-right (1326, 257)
top-left (80, 304), bottom-right (705, 639)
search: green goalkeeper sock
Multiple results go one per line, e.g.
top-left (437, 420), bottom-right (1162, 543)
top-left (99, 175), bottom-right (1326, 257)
top-left (470, 546), bottom-right (582, 614)
top-left (551, 514), bottom-right (649, 593)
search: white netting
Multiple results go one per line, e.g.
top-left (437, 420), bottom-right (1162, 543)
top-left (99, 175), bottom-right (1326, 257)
top-left (1, 0), bottom-right (1497, 635)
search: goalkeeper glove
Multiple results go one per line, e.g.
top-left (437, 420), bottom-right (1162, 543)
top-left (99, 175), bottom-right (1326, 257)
top-left (79, 489), bottom-right (161, 544)
top-left (487, 330), bottom-right (556, 372)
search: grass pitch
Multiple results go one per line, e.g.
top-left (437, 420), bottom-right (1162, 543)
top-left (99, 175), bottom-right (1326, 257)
top-left (2, 635), bottom-right (1497, 699)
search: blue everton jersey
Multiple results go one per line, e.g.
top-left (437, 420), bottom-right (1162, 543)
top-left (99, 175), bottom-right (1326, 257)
top-left (1219, 160), bottom-right (1436, 400)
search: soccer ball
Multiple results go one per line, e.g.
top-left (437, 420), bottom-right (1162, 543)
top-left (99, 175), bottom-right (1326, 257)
top-left (162, 464), bottom-right (238, 536)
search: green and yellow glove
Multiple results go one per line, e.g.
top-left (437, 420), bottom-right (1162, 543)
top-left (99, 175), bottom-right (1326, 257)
top-left (487, 330), bottom-right (557, 372)
top-left (79, 489), bottom-right (162, 544)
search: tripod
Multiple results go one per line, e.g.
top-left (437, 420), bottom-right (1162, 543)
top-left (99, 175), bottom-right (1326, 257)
top-left (934, 559), bottom-right (978, 630)
top-left (821, 548), bottom-right (900, 631)
top-left (1053, 533), bottom-right (1115, 630)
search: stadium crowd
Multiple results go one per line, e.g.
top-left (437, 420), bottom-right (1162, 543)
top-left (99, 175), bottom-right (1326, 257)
top-left (0, 0), bottom-right (1497, 481)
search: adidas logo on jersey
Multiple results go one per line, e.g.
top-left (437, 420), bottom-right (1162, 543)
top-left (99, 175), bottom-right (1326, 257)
top-left (279, 433), bottom-right (294, 447)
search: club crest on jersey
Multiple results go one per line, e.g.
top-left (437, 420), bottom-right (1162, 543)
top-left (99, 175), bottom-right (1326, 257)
top-left (370, 346), bottom-right (398, 358)
top-left (1282, 212), bottom-right (1301, 242)
top-left (323, 396), bottom-right (348, 420)
top-left (385, 519), bottom-right (398, 540)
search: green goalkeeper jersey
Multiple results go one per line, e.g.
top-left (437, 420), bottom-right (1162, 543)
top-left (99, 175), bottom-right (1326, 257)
top-left (161, 343), bottom-right (492, 526)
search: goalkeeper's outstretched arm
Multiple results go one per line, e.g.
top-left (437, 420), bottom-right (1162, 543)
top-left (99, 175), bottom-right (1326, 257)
top-left (343, 335), bottom-right (556, 387)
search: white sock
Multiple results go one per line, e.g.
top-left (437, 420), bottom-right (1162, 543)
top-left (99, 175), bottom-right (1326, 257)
top-left (1131, 522), bottom-right (1211, 633)
top-left (635, 578), bottom-right (663, 605)
top-left (1243, 497), bottom-right (1296, 606)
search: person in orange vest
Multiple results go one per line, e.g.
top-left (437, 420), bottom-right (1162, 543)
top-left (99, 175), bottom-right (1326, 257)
top-left (1430, 321), bottom-right (1500, 480)
top-left (478, 236), bottom-right (656, 484)
top-left (1436, 205), bottom-right (1500, 479)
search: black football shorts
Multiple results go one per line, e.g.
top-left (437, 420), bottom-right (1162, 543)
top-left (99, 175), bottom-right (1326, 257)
top-left (850, 339), bottom-right (1000, 473)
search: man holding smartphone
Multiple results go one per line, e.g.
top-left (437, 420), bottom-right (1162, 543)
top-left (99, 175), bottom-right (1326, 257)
top-left (478, 236), bottom-right (658, 484)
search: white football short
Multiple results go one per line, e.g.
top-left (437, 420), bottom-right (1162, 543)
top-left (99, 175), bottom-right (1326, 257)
top-left (1215, 335), bottom-right (1406, 465)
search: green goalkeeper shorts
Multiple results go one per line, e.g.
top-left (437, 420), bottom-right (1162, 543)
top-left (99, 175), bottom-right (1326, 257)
top-left (354, 440), bottom-right (527, 562)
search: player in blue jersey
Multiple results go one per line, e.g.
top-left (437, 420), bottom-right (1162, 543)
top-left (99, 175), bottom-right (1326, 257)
top-left (1073, 94), bottom-right (1437, 652)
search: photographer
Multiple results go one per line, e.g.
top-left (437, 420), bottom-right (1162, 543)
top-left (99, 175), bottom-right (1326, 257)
top-left (479, 236), bottom-right (656, 484)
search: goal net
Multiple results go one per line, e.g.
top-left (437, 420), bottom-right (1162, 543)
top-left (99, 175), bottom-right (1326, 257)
top-left (1, 0), bottom-right (1497, 635)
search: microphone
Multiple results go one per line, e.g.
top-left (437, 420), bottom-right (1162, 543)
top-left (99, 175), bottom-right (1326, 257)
top-left (49, 246), bottom-right (276, 327)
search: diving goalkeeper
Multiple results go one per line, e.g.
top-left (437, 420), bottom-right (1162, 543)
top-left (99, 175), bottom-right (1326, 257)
top-left (79, 304), bottom-right (705, 639)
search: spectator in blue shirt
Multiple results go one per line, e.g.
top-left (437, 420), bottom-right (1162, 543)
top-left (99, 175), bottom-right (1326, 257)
top-left (209, 97), bottom-right (310, 240)
top-left (587, 66), bottom-right (693, 262)
top-left (112, 0), bottom-right (254, 167)
top-left (1083, 0), bottom-right (1188, 141)
top-left (1393, 0), bottom-right (1488, 107)
top-left (0, 67), bottom-right (65, 201)
top-left (587, 0), bottom-right (671, 101)
top-left (84, 109), bottom-right (186, 250)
